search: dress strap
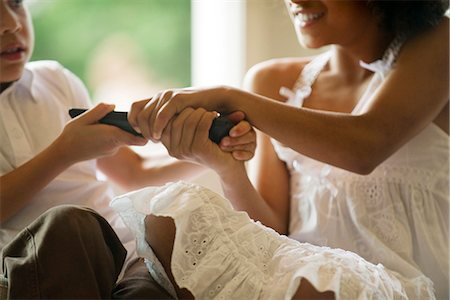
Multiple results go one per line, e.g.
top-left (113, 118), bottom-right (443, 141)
top-left (353, 35), bottom-right (406, 114)
top-left (359, 35), bottom-right (406, 78)
top-left (279, 51), bottom-right (332, 107)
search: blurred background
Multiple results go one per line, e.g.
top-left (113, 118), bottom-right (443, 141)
top-left (28, 0), bottom-right (322, 193)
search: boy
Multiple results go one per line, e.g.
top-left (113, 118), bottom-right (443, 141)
top-left (0, 0), bottom-right (255, 297)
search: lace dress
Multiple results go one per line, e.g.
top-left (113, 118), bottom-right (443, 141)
top-left (275, 38), bottom-right (449, 300)
top-left (111, 40), bottom-right (443, 299)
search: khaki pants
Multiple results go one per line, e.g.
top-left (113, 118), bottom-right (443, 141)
top-left (0, 205), bottom-right (172, 299)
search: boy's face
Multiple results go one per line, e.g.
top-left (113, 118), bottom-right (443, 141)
top-left (0, 0), bottom-right (34, 83)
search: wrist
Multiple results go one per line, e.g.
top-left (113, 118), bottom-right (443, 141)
top-left (217, 160), bottom-right (247, 185)
top-left (48, 135), bottom-right (77, 167)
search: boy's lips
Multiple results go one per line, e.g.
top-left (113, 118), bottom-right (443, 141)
top-left (0, 45), bottom-right (26, 61)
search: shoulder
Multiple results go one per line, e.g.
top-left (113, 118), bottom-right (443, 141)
top-left (244, 56), bottom-right (314, 101)
top-left (400, 17), bottom-right (448, 61)
top-left (26, 60), bottom-right (90, 107)
top-left (26, 60), bottom-right (66, 79)
top-left (26, 60), bottom-right (80, 89)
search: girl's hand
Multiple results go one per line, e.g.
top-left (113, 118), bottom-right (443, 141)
top-left (55, 103), bottom-right (147, 164)
top-left (128, 86), bottom-right (234, 141)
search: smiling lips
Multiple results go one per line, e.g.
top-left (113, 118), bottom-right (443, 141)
top-left (293, 10), bottom-right (325, 27)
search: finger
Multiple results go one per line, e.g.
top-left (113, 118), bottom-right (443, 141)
top-left (154, 91), bottom-right (185, 140)
top-left (220, 140), bottom-right (256, 154)
top-left (220, 128), bottom-right (256, 148)
top-left (129, 99), bottom-right (151, 133)
top-left (193, 109), bottom-right (216, 145)
top-left (170, 107), bottom-right (195, 156)
top-left (137, 93), bottom-right (161, 140)
top-left (160, 118), bottom-right (173, 152)
top-left (225, 111), bottom-right (246, 124)
top-left (178, 108), bottom-right (208, 154)
top-left (104, 126), bottom-right (148, 147)
top-left (77, 103), bottom-right (115, 125)
top-left (231, 150), bottom-right (255, 161)
top-left (229, 120), bottom-right (252, 138)
top-left (148, 90), bottom-right (174, 141)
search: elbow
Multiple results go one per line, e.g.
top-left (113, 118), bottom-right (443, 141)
top-left (345, 146), bottom-right (392, 176)
top-left (339, 133), bottom-right (392, 175)
top-left (347, 160), bottom-right (379, 175)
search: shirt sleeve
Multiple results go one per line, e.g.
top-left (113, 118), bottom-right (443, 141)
top-left (61, 67), bottom-right (92, 109)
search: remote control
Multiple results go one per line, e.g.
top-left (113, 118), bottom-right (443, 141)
top-left (68, 108), bottom-right (234, 144)
top-left (69, 108), bottom-right (142, 137)
top-left (208, 115), bottom-right (234, 144)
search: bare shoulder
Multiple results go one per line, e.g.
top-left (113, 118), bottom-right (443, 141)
top-left (243, 56), bottom-right (314, 101)
top-left (399, 17), bottom-right (448, 64)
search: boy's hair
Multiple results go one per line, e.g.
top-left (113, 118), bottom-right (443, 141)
top-left (367, 0), bottom-right (449, 37)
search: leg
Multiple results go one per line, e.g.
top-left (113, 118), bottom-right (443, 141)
top-left (1, 205), bottom-right (126, 299)
top-left (112, 257), bottom-right (173, 299)
top-left (144, 215), bottom-right (193, 299)
top-left (144, 215), bottom-right (334, 300)
top-left (293, 280), bottom-right (335, 299)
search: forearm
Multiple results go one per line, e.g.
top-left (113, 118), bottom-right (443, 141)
top-left (98, 148), bottom-right (207, 191)
top-left (218, 161), bottom-right (288, 235)
top-left (225, 89), bottom-right (387, 174)
top-left (0, 141), bottom-right (72, 224)
top-left (128, 159), bottom-right (206, 191)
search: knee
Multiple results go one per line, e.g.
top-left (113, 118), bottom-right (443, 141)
top-left (43, 205), bottom-right (101, 227)
top-left (30, 205), bottom-right (111, 241)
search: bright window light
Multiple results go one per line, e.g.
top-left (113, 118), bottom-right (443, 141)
top-left (192, 0), bottom-right (246, 88)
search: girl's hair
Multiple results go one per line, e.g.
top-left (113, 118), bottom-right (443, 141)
top-left (367, 0), bottom-right (449, 37)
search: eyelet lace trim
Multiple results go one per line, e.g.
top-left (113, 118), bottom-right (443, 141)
top-left (111, 182), bottom-right (435, 300)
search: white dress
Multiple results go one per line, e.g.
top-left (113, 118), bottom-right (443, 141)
top-left (111, 40), bottom-right (443, 299)
top-left (276, 38), bottom-right (449, 299)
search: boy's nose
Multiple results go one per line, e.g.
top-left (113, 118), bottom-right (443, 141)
top-left (0, 4), bottom-right (22, 35)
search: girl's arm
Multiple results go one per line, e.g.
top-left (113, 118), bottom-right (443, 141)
top-left (132, 18), bottom-right (448, 174)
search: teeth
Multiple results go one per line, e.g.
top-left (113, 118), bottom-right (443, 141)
top-left (4, 48), bottom-right (20, 54)
top-left (298, 12), bottom-right (323, 22)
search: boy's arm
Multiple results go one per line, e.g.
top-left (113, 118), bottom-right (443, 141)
top-left (0, 104), bottom-right (146, 224)
top-left (0, 140), bottom-right (73, 223)
top-left (97, 147), bottom-right (206, 192)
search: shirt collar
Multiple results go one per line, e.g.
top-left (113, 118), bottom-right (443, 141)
top-left (0, 65), bottom-right (42, 103)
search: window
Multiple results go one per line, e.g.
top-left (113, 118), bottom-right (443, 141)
top-left (29, 0), bottom-right (191, 110)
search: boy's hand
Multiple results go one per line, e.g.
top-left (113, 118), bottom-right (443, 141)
top-left (55, 103), bottom-right (147, 164)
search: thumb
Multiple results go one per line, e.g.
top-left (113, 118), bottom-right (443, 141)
top-left (78, 103), bottom-right (115, 125)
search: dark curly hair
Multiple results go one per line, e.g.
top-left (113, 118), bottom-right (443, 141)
top-left (367, 0), bottom-right (449, 37)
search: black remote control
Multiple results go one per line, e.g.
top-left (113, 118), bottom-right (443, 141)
top-left (69, 108), bottom-right (142, 137)
top-left (68, 108), bottom-right (234, 144)
top-left (208, 115), bottom-right (234, 144)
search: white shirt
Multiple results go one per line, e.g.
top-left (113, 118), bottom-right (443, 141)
top-left (0, 61), bottom-right (133, 257)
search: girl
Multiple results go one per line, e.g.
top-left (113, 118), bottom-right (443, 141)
top-left (119, 0), bottom-right (449, 299)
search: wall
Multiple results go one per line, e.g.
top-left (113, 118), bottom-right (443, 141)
top-left (191, 0), bottom-right (323, 195)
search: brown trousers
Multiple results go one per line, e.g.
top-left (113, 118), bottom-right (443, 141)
top-left (0, 205), bottom-right (172, 299)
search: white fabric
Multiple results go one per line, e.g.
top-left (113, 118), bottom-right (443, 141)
top-left (273, 40), bottom-right (449, 299)
top-left (0, 61), bottom-right (135, 265)
top-left (111, 181), bottom-right (435, 300)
